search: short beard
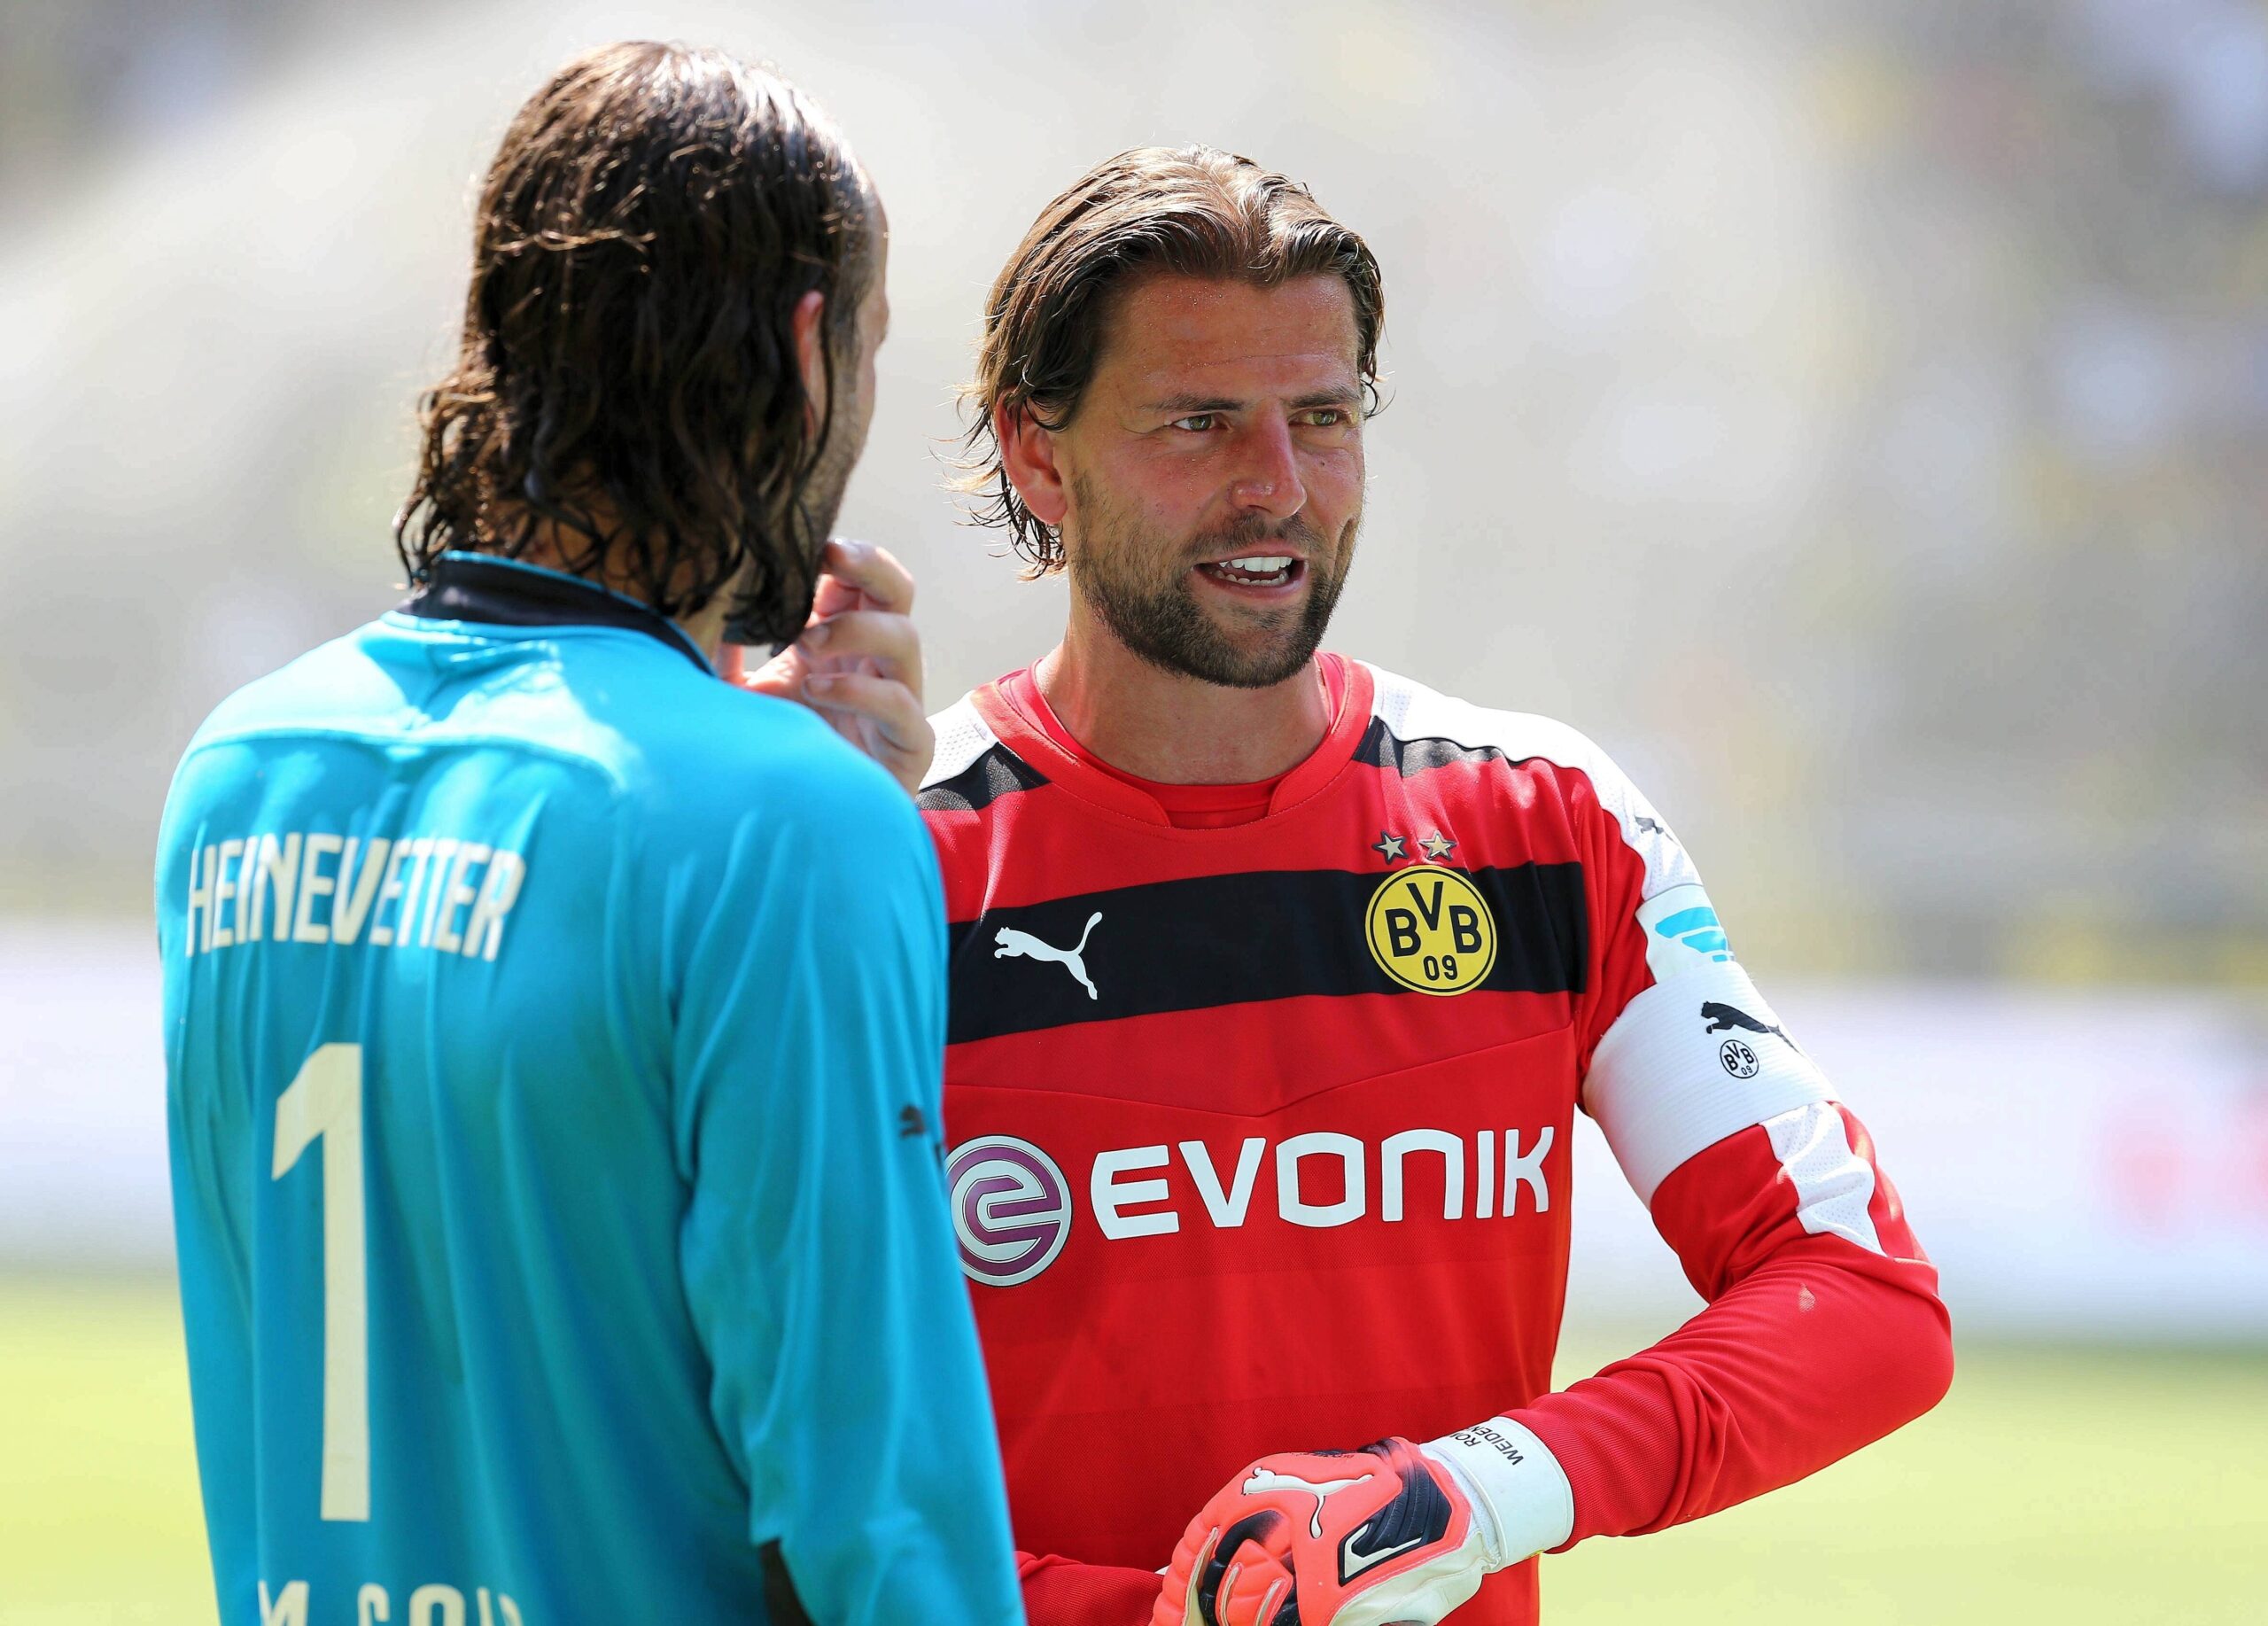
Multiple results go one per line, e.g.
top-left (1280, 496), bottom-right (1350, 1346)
top-left (720, 354), bottom-right (866, 647)
top-left (1069, 475), bottom-right (1356, 689)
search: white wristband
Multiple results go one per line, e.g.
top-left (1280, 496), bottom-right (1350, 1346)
top-left (1422, 1417), bottom-right (1575, 1568)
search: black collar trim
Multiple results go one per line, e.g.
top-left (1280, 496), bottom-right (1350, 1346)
top-left (400, 552), bottom-right (711, 673)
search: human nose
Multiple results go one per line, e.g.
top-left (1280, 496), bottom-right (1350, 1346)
top-left (1226, 417), bottom-right (1307, 520)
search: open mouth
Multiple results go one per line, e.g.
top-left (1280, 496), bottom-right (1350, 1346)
top-left (1194, 554), bottom-right (1304, 590)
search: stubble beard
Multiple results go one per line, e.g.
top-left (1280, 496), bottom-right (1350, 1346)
top-left (720, 361), bottom-right (868, 646)
top-left (801, 406), bottom-right (861, 550)
top-left (1068, 473), bottom-right (1358, 690)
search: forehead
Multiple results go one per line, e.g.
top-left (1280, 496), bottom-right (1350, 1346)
top-left (1094, 273), bottom-right (1359, 396)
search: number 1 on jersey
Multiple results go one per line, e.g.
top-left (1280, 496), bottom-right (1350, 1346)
top-left (272, 1042), bottom-right (369, 1521)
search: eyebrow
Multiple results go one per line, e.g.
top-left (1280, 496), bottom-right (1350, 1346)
top-left (1140, 393), bottom-right (1242, 415)
top-left (1138, 385), bottom-right (1363, 415)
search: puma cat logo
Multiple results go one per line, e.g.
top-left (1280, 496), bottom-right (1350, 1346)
top-left (993, 912), bottom-right (1103, 1000)
top-left (1242, 1467), bottom-right (1374, 1539)
top-left (1700, 1000), bottom-right (1799, 1053)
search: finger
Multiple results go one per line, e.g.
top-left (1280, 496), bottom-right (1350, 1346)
top-left (1155, 1527), bottom-right (1221, 1626)
top-left (808, 568), bottom-right (863, 623)
top-left (797, 610), bottom-right (918, 688)
top-left (734, 644), bottom-right (810, 697)
top-left (1224, 1560), bottom-right (1261, 1623)
top-left (804, 673), bottom-right (934, 790)
top-left (1218, 1551), bottom-right (1292, 1626)
top-left (1251, 1576), bottom-right (1290, 1626)
top-left (804, 672), bottom-right (928, 751)
top-left (821, 536), bottom-right (915, 613)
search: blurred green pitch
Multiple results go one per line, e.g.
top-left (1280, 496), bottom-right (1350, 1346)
top-left (3, 1277), bottom-right (2263, 1624)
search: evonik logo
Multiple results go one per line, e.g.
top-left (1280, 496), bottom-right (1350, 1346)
top-left (948, 1136), bottom-right (1072, 1288)
top-left (947, 1124), bottom-right (1558, 1287)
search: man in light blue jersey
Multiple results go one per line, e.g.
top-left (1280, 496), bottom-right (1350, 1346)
top-left (157, 42), bottom-right (1022, 1625)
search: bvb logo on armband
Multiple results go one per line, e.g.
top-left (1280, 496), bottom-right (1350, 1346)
top-left (1365, 867), bottom-right (1497, 996)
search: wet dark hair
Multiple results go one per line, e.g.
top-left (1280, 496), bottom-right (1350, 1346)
top-left (961, 144), bottom-right (1383, 576)
top-left (395, 41), bottom-right (874, 642)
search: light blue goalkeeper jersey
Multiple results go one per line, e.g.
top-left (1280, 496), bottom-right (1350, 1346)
top-left (157, 553), bottom-right (1023, 1626)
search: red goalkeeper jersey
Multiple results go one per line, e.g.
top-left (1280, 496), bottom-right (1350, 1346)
top-left (919, 657), bottom-right (1951, 1625)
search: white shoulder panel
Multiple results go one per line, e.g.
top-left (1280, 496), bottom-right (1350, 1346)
top-left (1370, 670), bottom-right (1859, 1220)
top-left (922, 695), bottom-right (1000, 792)
top-left (1763, 1101), bottom-right (1883, 1253)
top-left (1362, 663), bottom-right (1702, 912)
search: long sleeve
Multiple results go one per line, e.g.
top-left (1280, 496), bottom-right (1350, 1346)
top-left (672, 766), bottom-right (1025, 1622)
top-left (1497, 738), bottom-right (1953, 1546)
top-left (1512, 1101), bottom-right (1952, 1540)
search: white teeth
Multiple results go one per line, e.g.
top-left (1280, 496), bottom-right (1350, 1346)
top-left (1222, 556), bottom-right (1293, 572)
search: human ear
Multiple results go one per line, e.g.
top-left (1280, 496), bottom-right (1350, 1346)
top-left (793, 289), bottom-right (828, 436)
top-left (996, 401), bottom-right (1069, 529)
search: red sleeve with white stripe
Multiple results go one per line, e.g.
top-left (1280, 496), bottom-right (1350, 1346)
top-left (1492, 747), bottom-right (1953, 1546)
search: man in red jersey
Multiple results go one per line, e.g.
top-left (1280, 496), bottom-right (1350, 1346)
top-left (920, 147), bottom-right (1953, 1626)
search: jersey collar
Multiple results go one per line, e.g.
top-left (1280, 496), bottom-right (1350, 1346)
top-left (974, 653), bottom-right (1374, 828)
top-left (400, 551), bottom-right (714, 674)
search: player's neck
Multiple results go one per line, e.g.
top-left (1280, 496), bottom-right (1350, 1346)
top-left (1036, 610), bottom-right (1329, 784)
top-left (501, 512), bottom-right (728, 656)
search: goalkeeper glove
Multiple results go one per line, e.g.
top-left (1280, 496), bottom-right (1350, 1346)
top-left (1153, 1422), bottom-right (1572, 1626)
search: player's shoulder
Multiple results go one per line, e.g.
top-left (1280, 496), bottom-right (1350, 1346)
top-left (1359, 661), bottom-right (1627, 789)
top-left (1362, 662), bottom-right (1702, 899)
top-left (639, 673), bottom-right (920, 848)
top-left (185, 614), bottom-right (910, 846)
top-left (917, 686), bottom-right (1044, 817)
top-left (183, 625), bottom-right (405, 752)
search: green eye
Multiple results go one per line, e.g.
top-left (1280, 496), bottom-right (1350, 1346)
top-left (1171, 414), bottom-right (1219, 432)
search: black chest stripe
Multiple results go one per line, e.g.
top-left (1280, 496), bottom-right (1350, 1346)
top-left (947, 862), bottom-right (1588, 1045)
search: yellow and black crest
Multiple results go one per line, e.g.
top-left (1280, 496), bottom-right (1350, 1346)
top-left (1364, 862), bottom-right (1497, 995)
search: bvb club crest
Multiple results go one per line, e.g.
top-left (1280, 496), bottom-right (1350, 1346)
top-left (1364, 857), bottom-right (1496, 996)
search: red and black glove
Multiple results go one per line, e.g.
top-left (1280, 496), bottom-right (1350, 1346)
top-left (1154, 1423), bottom-right (1572, 1626)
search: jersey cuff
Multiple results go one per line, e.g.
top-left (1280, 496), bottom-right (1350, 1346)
top-left (1424, 1417), bottom-right (1575, 1567)
top-left (1584, 960), bottom-right (1834, 1204)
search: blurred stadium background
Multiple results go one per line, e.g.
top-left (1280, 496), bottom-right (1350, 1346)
top-left (3, 0), bottom-right (2264, 1621)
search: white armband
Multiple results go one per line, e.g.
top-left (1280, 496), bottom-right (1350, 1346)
top-left (1585, 960), bottom-right (1834, 1205)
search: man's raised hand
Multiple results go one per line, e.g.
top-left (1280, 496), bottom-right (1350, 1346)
top-left (725, 538), bottom-right (935, 794)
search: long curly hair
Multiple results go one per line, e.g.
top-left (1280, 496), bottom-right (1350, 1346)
top-left (395, 42), bottom-right (874, 643)
top-left (959, 145), bottom-right (1384, 577)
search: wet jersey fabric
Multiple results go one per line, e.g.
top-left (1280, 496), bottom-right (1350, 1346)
top-left (159, 554), bottom-right (1022, 1626)
top-left (918, 656), bottom-right (1950, 1626)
